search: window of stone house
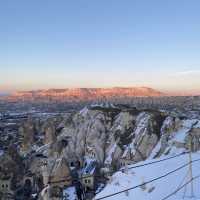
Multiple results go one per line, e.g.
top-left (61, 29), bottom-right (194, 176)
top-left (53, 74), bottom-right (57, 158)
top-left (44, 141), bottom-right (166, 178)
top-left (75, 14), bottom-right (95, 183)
top-left (76, 160), bottom-right (81, 168)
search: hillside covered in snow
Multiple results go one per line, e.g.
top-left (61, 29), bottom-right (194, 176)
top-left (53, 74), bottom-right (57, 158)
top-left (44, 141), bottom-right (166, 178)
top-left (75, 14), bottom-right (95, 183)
top-left (1, 102), bottom-right (200, 200)
top-left (95, 151), bottom-right (200, 200)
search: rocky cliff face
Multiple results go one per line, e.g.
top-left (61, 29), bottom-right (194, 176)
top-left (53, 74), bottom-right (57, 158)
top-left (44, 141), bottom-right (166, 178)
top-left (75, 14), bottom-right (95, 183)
top-left (7, 87), bottom-right (163, 102)
top-left (19, 104), bottom-right (200, 173)
top-left (19, 117), bottom-right (36, 153)
top-left (45, 104), bottom-right (200, 171)
top-left (11, 103), bottom-right (200, 199)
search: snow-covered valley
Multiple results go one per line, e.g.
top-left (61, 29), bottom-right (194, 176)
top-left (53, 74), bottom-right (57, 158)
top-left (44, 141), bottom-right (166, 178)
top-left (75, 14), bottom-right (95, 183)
top-left (1, 103), bottom-right (200, 200)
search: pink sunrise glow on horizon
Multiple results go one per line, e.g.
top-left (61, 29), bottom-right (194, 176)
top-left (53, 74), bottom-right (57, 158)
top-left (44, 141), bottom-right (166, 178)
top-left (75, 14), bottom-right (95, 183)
top-left (1, 1), bottom-right (200, 95)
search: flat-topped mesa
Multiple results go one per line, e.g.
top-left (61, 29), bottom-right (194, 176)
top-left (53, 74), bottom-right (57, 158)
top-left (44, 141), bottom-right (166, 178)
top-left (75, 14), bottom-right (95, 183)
top-left (7, 87), bottom-right (164, 102)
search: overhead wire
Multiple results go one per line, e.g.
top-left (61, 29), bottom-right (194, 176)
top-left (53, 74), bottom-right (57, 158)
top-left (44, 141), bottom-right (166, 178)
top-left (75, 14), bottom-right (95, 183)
top-left (160, 175), bottom-right (200, 200)
top-left (46, 151), bottom-right (189, 185)
top-left (94, 158), bottom-right (200, 200)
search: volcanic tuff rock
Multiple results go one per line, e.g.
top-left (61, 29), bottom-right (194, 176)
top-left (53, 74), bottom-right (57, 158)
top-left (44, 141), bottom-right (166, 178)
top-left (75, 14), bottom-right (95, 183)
top-left (52, 104), bottom-right (200, 170)
top-left (0, 148), bottom-right (24, 191)
top-left (9, 103), bottom-right (200, 200)
top-left (43, 119), bottom-right (57, 145)
top-left (19, 117), bottom-right (36, 153)
top-left (1, 100), bottom-right (199, 200)
top-left (18, 115), bottom-right (64, 155)
top-left (18, 104), bottom-right (200, 173)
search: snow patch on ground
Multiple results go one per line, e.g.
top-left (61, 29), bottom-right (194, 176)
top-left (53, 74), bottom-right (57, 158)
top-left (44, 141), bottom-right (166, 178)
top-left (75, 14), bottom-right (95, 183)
top-left (105, 143), bottom-right (117, 165)
top-left (95, 151), bottom-right (200, 200)
top-left (63, 186), bottom-right (77, 200)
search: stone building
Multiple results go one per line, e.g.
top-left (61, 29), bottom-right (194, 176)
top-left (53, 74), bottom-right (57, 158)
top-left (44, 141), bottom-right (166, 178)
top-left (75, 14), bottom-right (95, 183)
top-left (0, 178), bottom-right (14, 200)
top-left (0, 155), bottom-right (15, 200)
top-left (81, 160), bottom-right (98, 191)
top-left (41, 157), bottom-right (72, 200)
top-left (42, 157), bottom-right (72, 188)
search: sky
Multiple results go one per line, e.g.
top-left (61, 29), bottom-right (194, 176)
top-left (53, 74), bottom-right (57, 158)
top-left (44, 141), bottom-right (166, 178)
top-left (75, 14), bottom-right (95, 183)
top-left (0, 0), bottom-right (200, 93)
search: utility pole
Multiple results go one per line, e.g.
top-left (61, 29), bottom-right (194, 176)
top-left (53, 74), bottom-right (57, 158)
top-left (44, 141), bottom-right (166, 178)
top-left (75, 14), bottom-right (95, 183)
top-left (188, 135), bottom-right (194, 198)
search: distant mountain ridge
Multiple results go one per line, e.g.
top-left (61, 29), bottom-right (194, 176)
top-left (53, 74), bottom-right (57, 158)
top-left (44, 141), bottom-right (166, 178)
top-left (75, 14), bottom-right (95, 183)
top-left (5, 87), bottom-right (164, 101)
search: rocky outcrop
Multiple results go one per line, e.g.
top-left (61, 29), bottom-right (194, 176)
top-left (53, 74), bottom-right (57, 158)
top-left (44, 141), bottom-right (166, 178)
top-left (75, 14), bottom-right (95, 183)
top-left (49, 157), bottom-right (72, 187)
top-left (60, 107), bottom-right (115, 165)
top-left (40, 157), bottom-right (72, 200)
top-left (0, 149), bottom-right (24, 191)
top-left (53, 105), bottom-right (167, 169)
top-left (15, 103), bottom-right (198, 199)
top-left (43, 119), bottom-right (57, 145)
top-left (19, 117), bottom-right (36, 153)
top-left (129, 111), bottom-right (165, 161)
top-left (106, 110), bottom-right (166, 168)
top-left (8, 87), bottom-right (163, 102)
top-left (55, 104), bottom-right (200, 170)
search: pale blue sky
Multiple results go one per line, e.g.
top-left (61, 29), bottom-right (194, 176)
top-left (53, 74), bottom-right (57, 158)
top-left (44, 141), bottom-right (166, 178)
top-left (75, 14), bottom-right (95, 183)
top-left (0, 0), bottom-right (200, 92)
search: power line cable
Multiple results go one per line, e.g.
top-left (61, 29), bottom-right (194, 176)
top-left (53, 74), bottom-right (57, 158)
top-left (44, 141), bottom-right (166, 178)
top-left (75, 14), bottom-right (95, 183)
top-left (160, 175), bottom-right (200, 200)
top-left (94, 158), bottom-right (200, 200)
top-left (41, 120), bottom-right (197, 187)
top-left (46, 151), bottom-right (189, 185)
top-left (126, 151), bottom-right (189, 171)
top-left (176, 169), bottom-right (189, 194)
